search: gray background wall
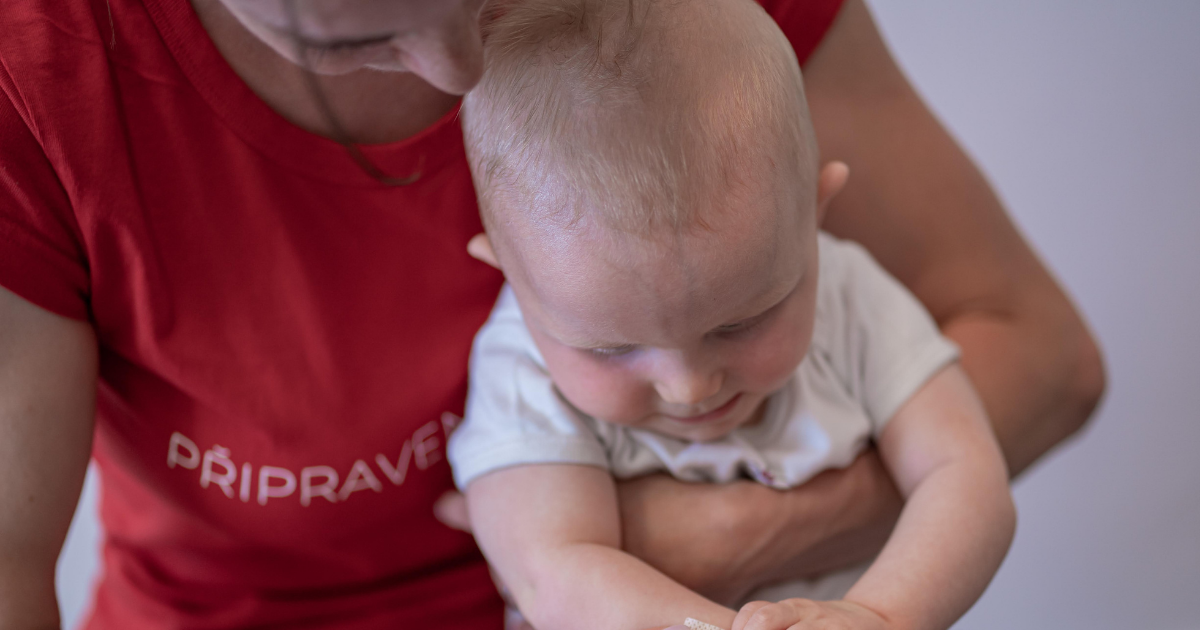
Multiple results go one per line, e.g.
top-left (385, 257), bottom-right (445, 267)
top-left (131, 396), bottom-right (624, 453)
top-left (54, 1), bottom-right (1200, 628)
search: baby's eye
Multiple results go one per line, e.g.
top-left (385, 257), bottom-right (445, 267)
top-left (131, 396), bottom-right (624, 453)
top-left (586, 345), bottom-right (636, 358)
top-left (712, 318), bottom-right (763, 338)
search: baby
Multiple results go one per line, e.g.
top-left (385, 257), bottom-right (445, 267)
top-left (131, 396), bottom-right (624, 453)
top-left (448, 0), bottom-right (1016, 629)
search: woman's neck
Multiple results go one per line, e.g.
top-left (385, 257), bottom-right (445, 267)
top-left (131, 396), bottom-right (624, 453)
top-left (190, 0), bottom-right (460, 144)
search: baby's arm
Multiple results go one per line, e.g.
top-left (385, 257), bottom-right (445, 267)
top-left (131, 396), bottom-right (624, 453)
top-left (467, 462), bottom-right (739, 630)
top-left (845, 363), bottom-right (1016, 627)
top-left (736, 364), bottom-right (1016, 630)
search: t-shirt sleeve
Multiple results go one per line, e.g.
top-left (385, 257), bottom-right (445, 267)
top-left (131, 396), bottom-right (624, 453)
top-left (447, 285), bottom-right (610, 490)
top-left (0, 72), bottom-right (90, 320)
top-left (820, 234), bottom-right (960, 435)
top-left (757, 0), bottom-right (846, 66)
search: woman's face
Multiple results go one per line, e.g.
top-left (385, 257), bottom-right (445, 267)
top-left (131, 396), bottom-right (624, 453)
top-left (216, 0), bottom-right (487, 94)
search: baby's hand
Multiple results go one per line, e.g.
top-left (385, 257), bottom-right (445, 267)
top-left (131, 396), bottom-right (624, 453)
top-left (731, 599), bottom-right (888, 630)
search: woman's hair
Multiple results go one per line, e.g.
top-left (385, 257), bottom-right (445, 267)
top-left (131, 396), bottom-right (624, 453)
top-left (462, 0), bottom-right (816, 238)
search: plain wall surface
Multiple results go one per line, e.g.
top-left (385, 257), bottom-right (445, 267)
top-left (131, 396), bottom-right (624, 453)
top-left (54, 1), bottom-right (1200, 628)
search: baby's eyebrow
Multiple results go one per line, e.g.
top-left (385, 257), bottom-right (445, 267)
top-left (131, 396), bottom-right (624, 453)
top-left (710, 272), bottom-right (800, 332)
top-left (532, 319), bottom-right (624, 351)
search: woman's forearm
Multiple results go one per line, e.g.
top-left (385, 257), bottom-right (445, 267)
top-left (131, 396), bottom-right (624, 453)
top-left (618, 454), bottom-right (903, 605)
top-left (944, 292), bottom-right (1105, 477)
top-left (800, 0), bottom-right (1106, 476)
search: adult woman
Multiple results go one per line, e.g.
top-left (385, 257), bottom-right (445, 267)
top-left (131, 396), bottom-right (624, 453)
top-left (0, 0), bottom-right (1103, 628)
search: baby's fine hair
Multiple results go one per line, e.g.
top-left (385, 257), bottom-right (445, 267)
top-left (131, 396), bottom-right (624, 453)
top-left (462, 0), bottom-right (817, 237)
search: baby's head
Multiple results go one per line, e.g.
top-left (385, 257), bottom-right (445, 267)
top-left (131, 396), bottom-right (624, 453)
top-left (463, 0), bottom-right (845, 440)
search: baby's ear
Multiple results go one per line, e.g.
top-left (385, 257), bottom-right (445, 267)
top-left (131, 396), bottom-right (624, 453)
top-left (467, 233), bottom-right (501, 269)
top-left (815, 161), bottom-right (849, 224)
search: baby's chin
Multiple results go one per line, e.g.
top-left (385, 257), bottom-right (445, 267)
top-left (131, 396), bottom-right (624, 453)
top-left (646, 394), bottom-right (768, 442)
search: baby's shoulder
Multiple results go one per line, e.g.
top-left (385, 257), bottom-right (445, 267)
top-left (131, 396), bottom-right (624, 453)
top-left (810, 232), bottom-right (869, 355)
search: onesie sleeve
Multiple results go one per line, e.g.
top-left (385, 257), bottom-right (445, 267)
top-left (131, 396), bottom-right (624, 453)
top-left (447, 285), bottom-right (610, 490)
top-left (819, 234), bottom-right (960, 435)
top-left (0, 69), bottom-right (90, 320)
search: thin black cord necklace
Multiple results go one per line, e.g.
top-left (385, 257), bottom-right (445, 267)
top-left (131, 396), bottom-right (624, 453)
top-left (283, 0), bottom-right (422, 186)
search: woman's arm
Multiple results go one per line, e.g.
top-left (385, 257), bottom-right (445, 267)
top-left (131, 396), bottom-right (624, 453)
top-left (465, 463), bottom-right (738, 630)
top-left (806, 0), bottom-right (1105, 473)
top-left (0, 287), bottom-right (97, 629)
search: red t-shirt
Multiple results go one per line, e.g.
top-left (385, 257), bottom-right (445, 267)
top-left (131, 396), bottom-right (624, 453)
top-left (0, 0), bottom-right (844, 628)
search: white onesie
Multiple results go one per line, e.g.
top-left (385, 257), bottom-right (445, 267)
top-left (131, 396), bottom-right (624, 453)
top-left (448, 232), bottom-right (959, 603)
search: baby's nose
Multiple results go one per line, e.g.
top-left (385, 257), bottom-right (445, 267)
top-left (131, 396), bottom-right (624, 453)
top-left (654, 363), bottom-right (723, 407)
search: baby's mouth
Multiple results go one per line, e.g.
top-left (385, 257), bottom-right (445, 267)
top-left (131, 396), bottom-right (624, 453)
top-left (663, 393), bottom-right (742, 423)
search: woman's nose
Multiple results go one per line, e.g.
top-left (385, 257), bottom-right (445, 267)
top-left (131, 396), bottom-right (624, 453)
top-left (402, 7), bottom-right (485, 94)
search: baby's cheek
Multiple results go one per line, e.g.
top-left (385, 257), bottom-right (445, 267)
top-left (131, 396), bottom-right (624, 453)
top-left (545, 353), bottom-right (650, 424)
top-left (739, 325), bottom-right (810, 392)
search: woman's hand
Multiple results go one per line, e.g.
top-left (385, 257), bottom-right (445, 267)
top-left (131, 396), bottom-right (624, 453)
top-left (732, 599), bottom-right (888, 630)
top-left (615, 451), bottom-right (902, 605)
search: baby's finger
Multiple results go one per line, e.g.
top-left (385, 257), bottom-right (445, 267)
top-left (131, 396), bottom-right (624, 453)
top-left (736, 599), bottom-right (821, 630)
top-left (731, 601), bottom-right (771, 630)
top-left (433, 490), bottom-right (473, 532)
